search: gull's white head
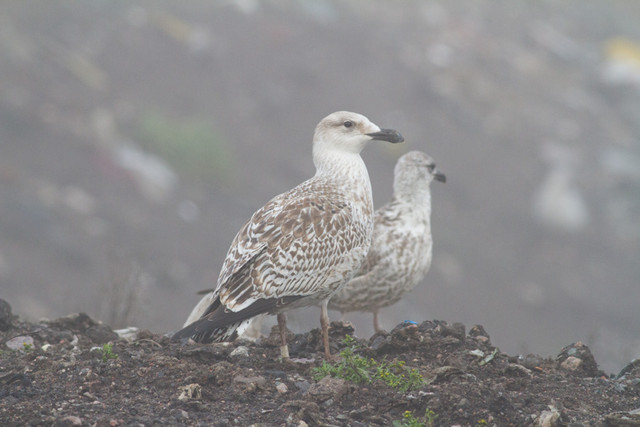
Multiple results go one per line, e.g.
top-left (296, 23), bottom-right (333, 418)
top-left (393, 150), bottom-right (446, 198)
top-left (312, 111), bottom-right (404, 157)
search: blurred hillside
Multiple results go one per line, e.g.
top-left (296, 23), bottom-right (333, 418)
top-left (0, 0), bottom-right (639, 373)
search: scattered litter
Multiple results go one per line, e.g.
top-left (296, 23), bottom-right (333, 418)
top-left (178, 383), bottom-right (202, 401)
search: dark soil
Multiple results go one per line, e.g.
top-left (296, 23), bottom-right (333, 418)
top-left (1, 300), bottom-right (639, 426)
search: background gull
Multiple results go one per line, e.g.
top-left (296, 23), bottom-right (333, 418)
top-left (172, 111), bottom-right (404, 358)
top-left (329, 151), bottom-right (445, 332)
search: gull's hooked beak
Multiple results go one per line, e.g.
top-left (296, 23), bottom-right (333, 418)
top-left (434, 170), bottom-right (447, 183)
top-left (366, 128), bottom-right (404, 144)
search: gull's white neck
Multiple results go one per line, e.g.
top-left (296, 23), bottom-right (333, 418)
top-left (397, 185), bottom-right (432, 208)
top-left (313, 148), bottom-right (373, 204)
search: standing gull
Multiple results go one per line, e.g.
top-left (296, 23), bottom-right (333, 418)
top-left (328, 150), bottom-right (445, 333)
top-left (172, 111), bottom-right (404, 358)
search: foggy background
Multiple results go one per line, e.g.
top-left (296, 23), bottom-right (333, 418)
top-left (1, 0), bottom-right (638, 374)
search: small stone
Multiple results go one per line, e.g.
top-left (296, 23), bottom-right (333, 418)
top-left (233, 375), bottom-right (266, 387)
top-left (307, 377), bottom-right (347, 402)
top-left (6, 335), bottom-right (34, 351)
top-left (54, 415), bottom-right (82, 426)
top-left (229, 345), bottom-right (249, 358)
top-left (560, 356), bottom-right (582, 371)
top-left (297, 421), bottom-right (309, 427)
top-left (295, 380), bottom-right (311, 393)
top-left (276, 382), bottom-right (288, 394)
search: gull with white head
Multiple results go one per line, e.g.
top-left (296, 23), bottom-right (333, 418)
top-left (328, 150), bottom-right (445, 332)
top-left (172, 111), bottom-right (404, 359)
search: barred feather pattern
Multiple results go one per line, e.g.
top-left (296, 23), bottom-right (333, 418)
top-left (218, 175), bottom-right (374, 311)
top-left (328, 151), bottom-right (444, 315)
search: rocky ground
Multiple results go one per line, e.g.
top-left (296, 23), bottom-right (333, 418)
top-left (1, 299), bottom-right (640, 426)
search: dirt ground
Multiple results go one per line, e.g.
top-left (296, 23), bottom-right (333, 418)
top-left (1, 299), bottom-right (639, 426)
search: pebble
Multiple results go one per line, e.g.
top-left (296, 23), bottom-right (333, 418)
top-left (307, 377), bottom-right (348, 402)
top-left (6, 335), bottom-right (34, 351)
top-left (275, 382), bottom-right (288, 394)
top-left (233, 375), bottom-right (266, 387)
top-left (54, 415), bottom-right (82, 426)
top-left (560, 356), bottom-right (582, 371)
top-left (295, 380), bottom-right (311, 393)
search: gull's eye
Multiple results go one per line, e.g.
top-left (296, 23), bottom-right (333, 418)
top-left (343, 120), bottom-right (353, 128)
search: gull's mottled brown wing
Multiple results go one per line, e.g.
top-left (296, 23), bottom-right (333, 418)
top-left (216, 180), bottom-right (369, 312)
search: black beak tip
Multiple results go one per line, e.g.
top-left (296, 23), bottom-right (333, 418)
top-left (435, 172), bottom-right (447, 183)
top-left (367, 129), bottom-right (405, 144)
